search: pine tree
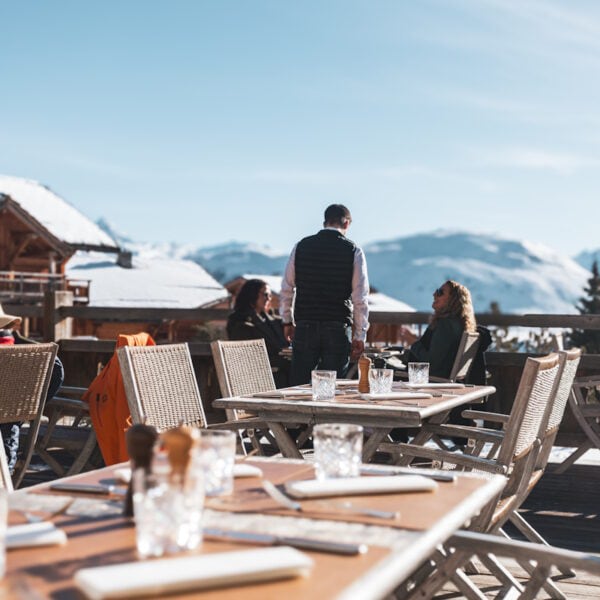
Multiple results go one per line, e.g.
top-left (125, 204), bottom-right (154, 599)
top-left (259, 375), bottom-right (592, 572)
top-left (569, 260), bottom-right (600, 353)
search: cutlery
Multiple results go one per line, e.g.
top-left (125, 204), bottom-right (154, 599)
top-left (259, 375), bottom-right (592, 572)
top-left (204, 527), bottom-right (367, 555)
top-left (49, 482), bottom-right (120, 495)
top-left (20, 498), bottom-right (75, 523)
top-left (262, 480), bottom-right (398, 520)
top-left (360, 465), bottom-right (456, 483)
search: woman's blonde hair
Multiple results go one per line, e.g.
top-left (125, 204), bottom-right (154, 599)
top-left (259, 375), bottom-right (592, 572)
top-left (432, 280), bottom-right (476, 332)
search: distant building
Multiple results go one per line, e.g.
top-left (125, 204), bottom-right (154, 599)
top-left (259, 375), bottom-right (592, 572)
top-left (0, 174), bottom-right (119, 305)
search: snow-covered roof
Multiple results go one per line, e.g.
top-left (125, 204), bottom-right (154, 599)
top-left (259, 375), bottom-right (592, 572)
top-left (236, 274), bottom-right (285, 294)
top-left (0, 175), bottom-right (118, 250)
top-left (368, 292), bottom-right (415, 313)
top-left (66, 251), bottom-right (228, 308)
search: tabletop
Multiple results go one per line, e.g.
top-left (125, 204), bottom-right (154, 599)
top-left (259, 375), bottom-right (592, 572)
top-left (5, 458), bottom-right (505, 600)
top-left (213, 382), bottom-right (495, 459)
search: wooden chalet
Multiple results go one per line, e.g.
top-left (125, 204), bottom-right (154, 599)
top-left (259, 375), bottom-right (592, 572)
top-left (0, 175), bottom-right (119, 307)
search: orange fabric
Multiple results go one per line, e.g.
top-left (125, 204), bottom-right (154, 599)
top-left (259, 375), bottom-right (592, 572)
top-left (83, 332), bottom-right (156, 465)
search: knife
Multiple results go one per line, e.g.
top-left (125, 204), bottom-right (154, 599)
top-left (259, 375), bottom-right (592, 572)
top-left (360, 465), bottom-right (456, 483)
top-left (49, 483), bottom-right (122, 495)
top-left (204, 528), bottom-right (367, 555)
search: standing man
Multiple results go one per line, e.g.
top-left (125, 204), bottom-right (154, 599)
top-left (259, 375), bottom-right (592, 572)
top-left (280, 204), bottom-right (369, 385)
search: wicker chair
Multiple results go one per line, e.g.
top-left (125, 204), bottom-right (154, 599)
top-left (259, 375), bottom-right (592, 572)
top-left (397, 354), bottom-right (569, 599)
top-left (0, 342), bottom-right (58, 488)
top-left (554, 372), bottom-right (600, 474)
top-left (211, 339), bottom-right (279, 454)
top-left (117, 343), bottom-right (206, 432)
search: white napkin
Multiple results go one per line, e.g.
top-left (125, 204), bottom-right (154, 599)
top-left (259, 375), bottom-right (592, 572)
top-left (6, 522), bottom-right (67, 549)
top-left (233, 463), bottom-right (263, 478)
top-left (114, 463), bottom-right (263, 484)
top-left (284, 475), bottom-right (437, 499)
top-left (401, 382), bottom-right (465, 389)
top-left (75, 546), bottom-right (313, 599)
top-left (253, 389), bottom-right (314, 398)
top-left (360, 392), bottom-right (432, 401)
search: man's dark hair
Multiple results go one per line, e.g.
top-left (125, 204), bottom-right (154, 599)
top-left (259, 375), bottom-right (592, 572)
top-left (323, 204), bottom-right (351, 227)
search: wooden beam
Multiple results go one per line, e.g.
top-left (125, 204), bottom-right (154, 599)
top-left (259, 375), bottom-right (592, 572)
top-left (8, 232), bottom-right (38, 267)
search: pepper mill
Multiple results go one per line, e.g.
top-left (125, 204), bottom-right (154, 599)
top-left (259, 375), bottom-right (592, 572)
top-left (160, 425), bottom-right (199, 486)
top-left (358, 354), bottom-right (372, 393)
top-left (123, 424), bottom-right (159, 517)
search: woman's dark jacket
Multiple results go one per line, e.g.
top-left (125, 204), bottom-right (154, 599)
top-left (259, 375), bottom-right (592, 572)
top-left (404, 316), bottom-right (464, 379)
top-left (226, 310), bottom-right (290, 387)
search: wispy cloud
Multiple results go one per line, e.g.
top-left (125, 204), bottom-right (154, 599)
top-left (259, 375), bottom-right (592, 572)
top-left (477, 147), bottom-right (600, 174)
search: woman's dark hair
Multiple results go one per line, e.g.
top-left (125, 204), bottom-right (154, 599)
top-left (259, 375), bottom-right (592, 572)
top-left (234, 279), bottom-right (267, 312)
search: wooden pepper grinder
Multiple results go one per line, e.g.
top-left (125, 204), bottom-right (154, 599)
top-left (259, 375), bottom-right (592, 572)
top-left (358, 354), bottom-right (372, 393)
top-left (160, 425), bottom-right (199, 486)
top-left (124, 424), bottom-right (159, 517)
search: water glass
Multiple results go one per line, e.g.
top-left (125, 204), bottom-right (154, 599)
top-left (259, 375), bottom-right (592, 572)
top-left (313, 423), bottom-right (363, 480)
top-left (368, 368), bottom-right (393, 395)
top-left (192, 430), bottom-right (236, 496)
top-left (0, 489), bottom-right (6, 578)
top-left (312, 370), bottom-right (336, 401)
top-left (408, 362), bottom-right (429, 385)
top-left (132, 469), bottom-right (204, 558)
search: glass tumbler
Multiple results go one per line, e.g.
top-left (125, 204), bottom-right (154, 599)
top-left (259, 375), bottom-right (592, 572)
top-left (311, 370), bottom-right (337, 401)
top-left (368, 368), bottom-right (394, 395)
top-left (408, 362), bottom-right (429, 385)
top-left (192, 430), bottom-right (236, 497)
top-left (313, 423), bottom-right (363, 480)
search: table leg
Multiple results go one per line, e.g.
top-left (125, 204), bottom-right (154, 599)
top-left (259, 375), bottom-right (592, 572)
top-left (266, 422), bottom-right (303, 459)
top-left (362, 428), bottom-right (392, 462)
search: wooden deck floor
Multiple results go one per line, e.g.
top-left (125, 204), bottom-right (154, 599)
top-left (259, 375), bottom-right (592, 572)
top-left (22, 455), bottom-right (600, 599)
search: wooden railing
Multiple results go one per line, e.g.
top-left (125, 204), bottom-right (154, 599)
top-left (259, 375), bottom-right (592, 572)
top-left (0, 272), bottom-right (90, 305)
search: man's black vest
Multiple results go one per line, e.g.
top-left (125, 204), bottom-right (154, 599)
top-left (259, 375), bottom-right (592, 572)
top-left (294, 229), bottom-right (355, 324)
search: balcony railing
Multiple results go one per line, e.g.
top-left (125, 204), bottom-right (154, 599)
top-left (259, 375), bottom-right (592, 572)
top-left (0, 271), bottom-right (90, 305)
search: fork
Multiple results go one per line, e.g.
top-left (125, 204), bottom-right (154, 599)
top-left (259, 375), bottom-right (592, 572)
top-left (261, 480), bottom-right (398, 520)
top-left (20, 498), bottom-right (75, 523)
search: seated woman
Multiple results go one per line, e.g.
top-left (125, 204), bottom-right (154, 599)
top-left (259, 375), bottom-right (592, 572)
top-left (403, 280), bottom-right (476, 379)
top-left (226, 279), bottom-right (290, 388)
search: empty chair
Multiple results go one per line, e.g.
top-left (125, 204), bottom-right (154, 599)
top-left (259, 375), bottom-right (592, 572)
top-left (211, 339), bottom-right (279, 453)
top-left (0, 342), bottom-right (58, 487)
top-left (117, 343), bottom-right (206, 432)
top-left (554, 373), bottom-right (600, 474)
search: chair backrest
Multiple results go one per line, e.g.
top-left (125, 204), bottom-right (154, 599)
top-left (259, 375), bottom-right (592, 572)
top-left (117, 343), bottom-right (206, 432)
top-left (448, 331), bottom-right (480, 382)
top-left (535, 348), bottom-right (581, 470)
top-left (0, 342), bottom-right (58, 488)
top-left (211, 339), bottom-right (276, 420)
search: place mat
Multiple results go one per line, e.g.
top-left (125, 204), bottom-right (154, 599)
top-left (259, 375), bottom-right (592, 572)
top-left (75, 546), bottom-right (313, 599)
top-left (202, 508), bottom-right (415, 549)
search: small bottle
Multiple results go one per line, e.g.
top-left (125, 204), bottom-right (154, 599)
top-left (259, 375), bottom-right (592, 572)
top-left (358, 355), bottom-right (372, 393)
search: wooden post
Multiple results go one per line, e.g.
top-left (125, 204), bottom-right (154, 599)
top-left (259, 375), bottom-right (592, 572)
top-left (43, 290), bottom-right (74, 342)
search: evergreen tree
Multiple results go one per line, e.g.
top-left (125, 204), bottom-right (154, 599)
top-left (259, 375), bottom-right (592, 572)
top-left (569, 260), bottom-right (600, 353)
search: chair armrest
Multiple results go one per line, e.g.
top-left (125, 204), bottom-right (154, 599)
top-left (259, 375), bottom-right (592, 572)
top-left (461, 410), bottom-right (510, 425)
top-left (572, 375), bottom-right (600, 387)
top-left (396, 443), bottom-right (508, 474)
top-left (422, 423), bottom-right (505, 443)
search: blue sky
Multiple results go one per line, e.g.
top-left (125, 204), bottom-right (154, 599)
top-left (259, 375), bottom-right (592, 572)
top-left (1, 1), bottom-right (599, 257)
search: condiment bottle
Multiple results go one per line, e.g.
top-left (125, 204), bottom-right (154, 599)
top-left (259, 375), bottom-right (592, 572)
top-left (160, 424), bottom-right (199, 486)
top-left (358, 354), bottom-right (372, 393)
top-left (123, 423), bottom-right (159, 517)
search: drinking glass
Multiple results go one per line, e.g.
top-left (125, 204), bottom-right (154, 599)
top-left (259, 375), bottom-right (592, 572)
top-left (313, 423), bottom-right (363, 480)
top-left (192, 430), bottom-right (236, 496)
top-left (368, 368), bottom-right (393, 395)
top-left (132, 466), bottom-right (204, 558)
top-left (408, 362), bottom-right (429, 385)
top-left (311, 370), bottom-right (336, 401)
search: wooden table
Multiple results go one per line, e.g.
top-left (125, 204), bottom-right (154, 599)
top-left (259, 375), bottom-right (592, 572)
top-left (4, 458), bottom-right (505, 600)
top-left (213, 383), bottom-right (495, 460)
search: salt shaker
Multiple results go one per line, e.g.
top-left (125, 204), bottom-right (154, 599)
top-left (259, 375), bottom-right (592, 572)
top-left (124, 424), bottom-right (159, 517)
top-left (358, 355), bottom-right (372, 393)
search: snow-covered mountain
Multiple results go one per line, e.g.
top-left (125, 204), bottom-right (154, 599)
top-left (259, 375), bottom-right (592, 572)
top-left (363, 231), bottom-right (589, 314)
top-left (98, 220), bottom-right (590, 313)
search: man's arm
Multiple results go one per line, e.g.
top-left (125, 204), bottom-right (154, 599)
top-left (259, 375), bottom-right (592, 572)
top-left (279, 245), bottom-right (297, 340)
top-left (351, 246), bottom-right (369, 359)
